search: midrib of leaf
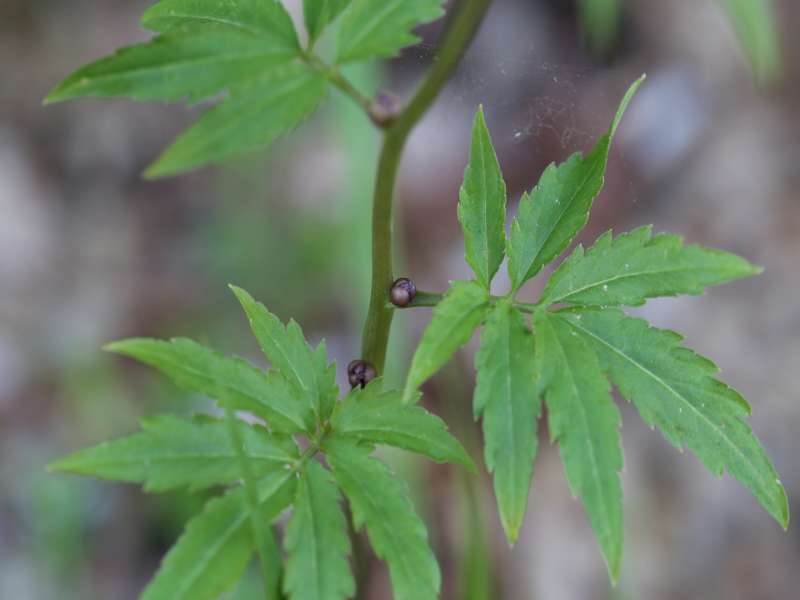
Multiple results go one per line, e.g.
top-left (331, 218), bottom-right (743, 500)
top-left (474, 121), bottom-right (492, 281)
top-left (342, 464), bottom-right (420, 588)
top-left (147, 353), bottom-right (305, 429)
top-left (546, 318), bottom-right (613, 534)
top-left (425, 302), bottom-right (488, 363)
top-left (565, 317), bottom-right (773, 492)
top-left (74, 450), bottom-right (290, 465)
top-left (498, 316), bottom-right (520, 492)
top-left (146, 14), bottom-right (268, 35)
top-left (342, 2), bottom-right (404, 56)
top-left (78, 49), bottom-right (295, 85)
top-left (548, 263), bottom-right (719, 304)
top-left (174, 471), bottom-right (292, 599)
top-left (341, 425), bottom-right (451, 455)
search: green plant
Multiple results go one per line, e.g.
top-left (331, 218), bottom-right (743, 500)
top-left (46, 1), bottom-right (788, 598)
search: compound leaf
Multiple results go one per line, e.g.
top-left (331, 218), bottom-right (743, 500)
top-left (559, 308), bottom-right (789, 529)
top-left (404, 280), bottom-right (490, 403)
top-left (539, 226), bottom-right (762, 307)
top-left (534, 311), bottom-right (624, 581)
top-left (146, 64), bottom-right (327, 177)
top-left (284, 461), bottom-right (354, 600)
top-left (45, 29), bottom-right (297, 105)
top-left (458, 106), bottom-right (507, 290)
top-left (105, 337), bottom-right (312, 433)
top-left (473, 301), bottom-right (538, 543)
top-left (336, 0), bottom-right (445, 63)
top-left (142, 470), bottom-right (295, 600)
top-left (507, 75), bottom-right (644, 292)
top-left (304, 0), bottom-right (352, 44)
top-left (142, 0), bottom-right (300, 49)
top-left (230, 285), bottom-right (337, 422)
top-left (48, 415), bottom-right (297, 493)
top-left (332, 381), bottom-right (473, 468)
top-left (326, 439), bottom-right (440, 600)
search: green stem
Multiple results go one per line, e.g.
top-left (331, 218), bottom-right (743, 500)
top-left (361, 0), bottom-right (493, 373)
top-left (399, 290), bottom-right (539, 314)
top-left (305, 52), bottom-right (373, 113)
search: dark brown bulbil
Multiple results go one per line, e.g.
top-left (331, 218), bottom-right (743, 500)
top-left (347, 359), bottom-right (377, 388)
top-left (368, 91), bottom-right (403, 128)
top-left (389, 277), bottom-right (416, 307)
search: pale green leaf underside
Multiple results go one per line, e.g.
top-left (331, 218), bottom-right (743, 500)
top-left (474, 301), bottom-right (539, 542)
top-left (48, 415), bottom-right (297, 492)
top-left (534, 311), bottom-right (624, 581)
top-left (507, 75), bottom-right (644, 292)
top-left (719, 0), bottom-right (781, 83)
top-left (458, 106), bottom-right (507, 289)
top-left (559, 308), bottom-right (789, 528)
top-left (336, 0), bottom-right (445, 63)
top-left (539, 226), bottom-right (762, 307)
top-left (304, 0), bottom-right (352, 43)
top-left (332, 382), bottom-right (473, 468)
top-left (146, 64), bottom-right (327, 177)
top-left (326, 439), bottom-right (440, 600)
top-left (284, 461), bottom-right (354, 600)
top-left (105, 337), bottom-right (312, 432)
top-left (45, 29), bottom-right (297, 105)
top-left (404, 280), bottom-right (490, 403)
top-left (142, 0), bottom-right (300, 49)
top-left (230, 284), bottom-right (337, 422)
top-left (142, 470), bottom-right (295, 600)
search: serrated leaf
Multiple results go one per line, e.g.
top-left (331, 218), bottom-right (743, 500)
top-left (230, 285), bottom-right (337, 422)
top-left (539, 226), bottom-right (762, 307)
top-left (458, 106), bottom-right (507, 289)
top-left (304, 0), bottom-right (352, 44)
top-left (142, 470), bottom-right (295, 600)
top-left (45, 29), bottom-right (297, 105)
top-left (534, 311), bottom-right (624, 581)
top-left (284, 461), bottom-right (354, 600)
top-left (507, 75), bottom-right (644, 293)
top-left (142, 0), bottom-right (300, 50)
top-left (403, 280), bottom-right (490, 403)
top-left (719, 0), bottom-right (781, 84)
top-left (474, 301), bottom-right (538, 543)
top-left (335, 0), bottom-right (445, 63)
top-left (105, 338), bottom-right (312, 433)
top-left (559, 308), bottom-right (789, 528)
top-left (332, 381), bottom-right (473, 468)
top-left (325, 439), bottom-right (440, 600)
top-left (48, 415), bottom-right (297, 493)
top-left (145, 64), bottom-right (327, 177)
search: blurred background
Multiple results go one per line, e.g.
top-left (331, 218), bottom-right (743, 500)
top-left (1, 0), bottom-right (799, 598)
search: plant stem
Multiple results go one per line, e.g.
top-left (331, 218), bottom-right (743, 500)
top-left (305, 53), bottom-right (373, 113)
top-left (400, 290), bottom-right (539, 314)
top-left (361, 0), bottom-right (493, 373)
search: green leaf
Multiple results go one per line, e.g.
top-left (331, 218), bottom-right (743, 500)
top-left (335, 0), bottom-right (445, 63)
top-left (105, 337), bottom-right (312, 433)
top-left (559, 308), bottom-right (789, 529)
top-left (142, 470), bottom-right (295, 600)
top-left (719, 0), bottom-right (781, 84)
top-left (142, 0), bottom-right (300, 49)
top-left (45, 29), bottom-right (297, 105)
top-left (457, 106), bottom-right (507, 289)
top-left (539, 226), bottom-right (762, 307)
top-left (284, 461), bottom-right (354, 600)
top-left (326, 439), bottom-right (440, 600)
top-left (48, 415), bottom-right (297, 492)
top-left (474, 301), bottom-right (539, 543)
top-left (332, 381), bottom-right (473, 468)
top-left (534, 311), bottom-right (623, 581)
top-left (230, 285), bottom-right (338, 422)
top-left (403, 280), bottom-right (490, 403)
top-left (145, 64), bottom-right (327, 177)
top-left (304, 0), bottom-right (352, 44)
top-left (507, 75), bottom-right (644, 293)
